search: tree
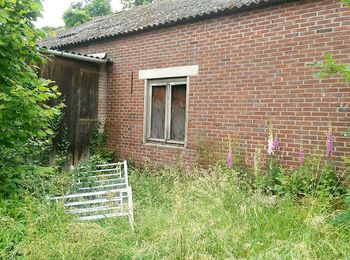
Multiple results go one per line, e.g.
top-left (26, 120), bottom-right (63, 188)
top-left (0, 0), bottom-right (60, 155)
top-left (41, 26), bottom-right (61, 37)
top-left (86, 0), bottom-right (112, 17)
top-left (314, 0), bottom-right (350, 82)
top-left (121, 0), bottom-right (153, 9)
top-left (63, 0), bottom-right (112, 28)
top-left (63, 2), bottom-right (90, 28)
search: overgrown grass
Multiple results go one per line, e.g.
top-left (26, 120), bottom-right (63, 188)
top-left (1, 165), bottom-right (350, 259)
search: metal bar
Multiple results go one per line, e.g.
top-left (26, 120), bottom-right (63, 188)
top-left (91, 168), bottom-right (119, 173)
top-left (124, 160), bottom-right (129, 187)
top-left (75, 178), bottom-right (125, 185)
top-left (88, 173), bottom-right (123, 178)
top-left (127, 187), bottom-right (135, 231)
top-left (78, 183), bottom-right (127, 191)
top-left (78, 212), bottom-right (128, 221)
top-left (65, 197), bottom-right (121, 207)
top-left (96, 162), bottom-right (123, 167)
top-left (50, 188), bottom-right (130, 200)
top-left (68, 205), bottom-right (123, 214)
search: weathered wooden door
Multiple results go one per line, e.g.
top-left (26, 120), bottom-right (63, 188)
top-left (40, 57), bottom-right (100, 165)
top-left (73, 69), bottom-right (99, 164)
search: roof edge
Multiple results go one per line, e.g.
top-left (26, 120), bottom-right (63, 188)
top-left (46, 0), bottom-right (295, 49)
top-left (41, 48), bottom-right (113, 64)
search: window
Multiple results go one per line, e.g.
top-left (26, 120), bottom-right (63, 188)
top-left (145, 78), bottom-right (187, 145)
top-left (140, 65), bottom-right (198, 146)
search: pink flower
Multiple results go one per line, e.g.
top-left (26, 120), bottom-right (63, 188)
top-left (272, 137), bottom-right (281, 151)
top-left (326, 131), bottom-right (334, 157)
top-left (227, 150), bottom-right (233, 169)
top-left (298, 150), bottom-right (305, 165)
top-left (268, 132), bottom-right (274, 155)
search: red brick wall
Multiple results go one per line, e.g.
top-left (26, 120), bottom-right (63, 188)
top-left (67, 0), bottom-right (350, 167)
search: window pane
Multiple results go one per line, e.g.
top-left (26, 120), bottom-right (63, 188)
top-left (151, 85), bottom-right (166, 139)
top-left (171, 84), bottom-right (186, 141)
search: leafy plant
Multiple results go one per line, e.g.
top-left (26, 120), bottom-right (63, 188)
top-left (0, 0), bottom-right (61, 151)
top-left (313, 53), bottom-right (350, 82)
top-left (256, 155), bottom-right (282, 194)
top-left (0, 0), bottom-right (63, 196)
top-left (333, 190), bottom-right (350, 226)
top-left (89, 123), bottom-right (114, 162)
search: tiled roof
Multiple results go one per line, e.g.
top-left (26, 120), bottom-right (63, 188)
top-left (39, 0), bottom-right (275, 48)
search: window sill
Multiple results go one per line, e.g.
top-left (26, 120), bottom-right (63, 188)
top-left (143, 140), bottom-right (185, 149)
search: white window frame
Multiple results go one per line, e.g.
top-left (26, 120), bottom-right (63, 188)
top-left (140, 65), bottom-right (198, 148)
top-left (144, 77), bottom-right (188, 146)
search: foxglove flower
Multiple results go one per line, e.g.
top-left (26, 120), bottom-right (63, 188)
top-left (298, 149), bottom-right (305, 165)
top-left (326, 130), bottom-right (334, 157)
top-left (227, 149), bottom-right (233, 169)
top-left (272, 137), bottom-right (281, 151)
top-left (268, 131), bottom-right (274, 155)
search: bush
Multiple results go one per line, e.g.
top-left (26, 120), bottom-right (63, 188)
top-left (251, 152), bottom-right (346, 201)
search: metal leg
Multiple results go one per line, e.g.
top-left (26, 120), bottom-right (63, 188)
top-left (128, 187), bottom-right (135, 231)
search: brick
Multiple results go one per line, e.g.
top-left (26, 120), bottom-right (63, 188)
top-left (67, 0), bottom-right (350, 167)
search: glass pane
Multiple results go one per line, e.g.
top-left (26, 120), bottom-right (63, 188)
top-left (170, 84), bottom-right (186, 141)
top-left (150, 85), bottom-right (166, 139)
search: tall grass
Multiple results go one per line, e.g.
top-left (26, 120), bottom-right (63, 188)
top-left (1, 165), bottom-right (350, 259)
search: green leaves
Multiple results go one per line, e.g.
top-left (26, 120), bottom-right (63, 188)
top-left (342, 0), bottom-right (350, 7)
top-left (121, 0), bottom-right (153, 9)
top-left (0, 0), bottom-right (61, 164)
top-left (313, 53), bottom-right (350, 82)
top-left (63, 0), bottom-right (112, 28)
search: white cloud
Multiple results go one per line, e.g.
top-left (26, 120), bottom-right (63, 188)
top-left (35, 0), bottom-right (123, 28)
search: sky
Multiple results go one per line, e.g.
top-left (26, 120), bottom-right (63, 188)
top-left (35, 0), bottom-right (123, 28)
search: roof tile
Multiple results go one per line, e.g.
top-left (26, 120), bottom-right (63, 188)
top-left (39, 0), bottom-right (273, 48)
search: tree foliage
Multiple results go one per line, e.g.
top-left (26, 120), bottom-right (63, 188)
top-left (86, 0), bottom-right (112, 17)
top-left (314, 53), bottom-right (350, 82)
top-left (313, 0), bottom-right (350, 82)
top-left (41, 26), bottom-right (60, 37)
top-left (121, 0), bottom-right (153, 9)
top-left (0, 0), bottom-right (60, 159)
top-left (63, 0), bottom-right (112, 28)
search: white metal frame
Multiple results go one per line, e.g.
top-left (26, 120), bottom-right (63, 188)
top-left (50, 161), bottom-right (134, 230)
top-left (144, 77), bottom-right (188, 146)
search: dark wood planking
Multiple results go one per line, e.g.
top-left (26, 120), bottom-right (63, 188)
top-left (40, 56), bottom-right (100, 165)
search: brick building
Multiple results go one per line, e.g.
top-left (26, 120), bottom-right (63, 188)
top-left (40, 0), bottom-right (350, 166)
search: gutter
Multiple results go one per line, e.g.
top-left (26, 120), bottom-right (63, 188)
top-left (45, 49), bottom-right (112, 64)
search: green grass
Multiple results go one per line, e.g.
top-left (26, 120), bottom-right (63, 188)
top-left (1, 166), bottom-right (350, 259)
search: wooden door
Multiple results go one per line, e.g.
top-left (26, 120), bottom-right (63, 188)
top-left (73, 69), bottom-right (99, 164)
top-left (40, 57), bottom-right (100, 166)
